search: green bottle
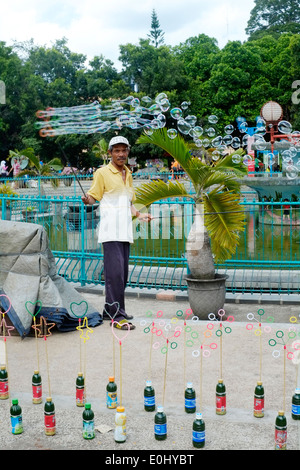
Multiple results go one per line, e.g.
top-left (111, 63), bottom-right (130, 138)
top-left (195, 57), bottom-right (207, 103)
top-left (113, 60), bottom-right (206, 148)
top-left (106, 376), bottom-right (118, 409)
top-left (154, 406), bottom-right (167, 440)
top-left (76, 373), bottom-right (85, 407)
top-left (44, 397), bottom-right (56, 436)
top-left (83, 403), bottom-right (95, 439)
top-left (144, 380), bottom-right (155, 412)
top-left (216, 379), bottom-right (226, 415)
top-left (275, 411), bottom-right (287, 450)
top-left (254, 381), bottom-right (264, 418)
top-left (32, 370), bottom-right (42, 404)
top-left (192, 412), bottom-right (205, 448)
top-left (10, 399), bottom-right (23, 434)
top-left (0, 365), bottom-right (9, 400)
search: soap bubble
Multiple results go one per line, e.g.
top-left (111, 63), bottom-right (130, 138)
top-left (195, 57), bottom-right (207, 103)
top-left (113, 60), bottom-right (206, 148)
top-left (288, 146), bottom-right (298, 158)
top-left (167, 129), bottom-right (177, 139)
top-left (206, 127), bottom-right (216, 137)
top-left (190, 126), bottom-right (203, 138)
top-left (155, 92), bottom-right (168, 103)
top-left (224, 124), bottom-right (234, 134)
top-left (243, 155), bottom-right (253, 166)
top-left (170, 108), bottom-right (183, 120)
top-left (194, 139), bottom-right (203, 148)
top-left (131, 97), bottom-right (140, 108)
top-left (144, 125), bottom-right (153, 135)
top-left (181, 101), bottom-right (190, 110)
top-left (286, 165), bottom-right (298, 179)
top-left (150, 119), bottom-right (161, 130)
top-left (208, 115), bottom-right (218, 124)
top-left (157, 113), bottom-right (166, 128)
top-left (177, 119), bottom-right (191, 135)
top-left (278, 120), bottom-right (292, 134)
top-left (212, 150), bottom-right (220, 161)
top-left (239, 122), bottom-right (248, 133)
top-left (232, 154), bottom-right (242, 164)
top-left (160, 99), bottom-right (170, 112)
top-left (242, 135), bottom-right (249, 147)
top-left (231, 137), bottom-right (241, 149)
top-left (223, 135), bottom-right (233, 145)
top-left (212, 136), bottom-right (223, 147)
top-left (148, 103), bottom-right (161, 115)
top-left (185, 115), bottom-right (197, 127)
top-left (254, 136), bottom-right (267, 151)
top-left (141, 96), bottom-right (152, 104)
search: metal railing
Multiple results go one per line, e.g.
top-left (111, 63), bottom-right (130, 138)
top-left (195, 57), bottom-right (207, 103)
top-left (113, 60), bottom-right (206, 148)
top-left (1, 191), bottom-right (300, 294)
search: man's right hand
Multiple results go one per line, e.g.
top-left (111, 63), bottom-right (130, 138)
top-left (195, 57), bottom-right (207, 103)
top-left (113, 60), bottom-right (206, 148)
top-left (82, 194), bottom-right (95, 205)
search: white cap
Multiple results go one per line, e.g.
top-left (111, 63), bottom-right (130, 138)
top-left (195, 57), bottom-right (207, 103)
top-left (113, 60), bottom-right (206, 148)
top-left (108, 136), bottom-right (130, 148)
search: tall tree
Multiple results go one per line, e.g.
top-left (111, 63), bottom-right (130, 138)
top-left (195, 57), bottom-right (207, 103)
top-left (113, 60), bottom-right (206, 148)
top-left (246, 0), bottom-right (300, 39)
top-left (148, 9), bottom-right (165, 48)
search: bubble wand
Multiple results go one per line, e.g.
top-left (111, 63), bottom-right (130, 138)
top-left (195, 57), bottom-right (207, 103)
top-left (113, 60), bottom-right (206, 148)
top-left (0, 295), bottom-right (14, 396)
top-left (26, 300), bottom-right (43, 372)
top-left (144, 314), bottom-right (182, 407)
top-left (111, 320), bottom-right (131, 407)
top-left (175, 308), bottom-right (193, 392)
top-left (208, 309), bottom-right (234, 381)
top-left (246, 308), bottom-right (274, 382)
top-left (103, 302), bottom-right (121, 378)
top-left (70, 301), bottom-right (89, 375)
top-left (76, 315), bottom-right (94, 401)
top-left (32, 316), bottom-right (55, 398)
top-left (269, 328), bottom-right (296, 414)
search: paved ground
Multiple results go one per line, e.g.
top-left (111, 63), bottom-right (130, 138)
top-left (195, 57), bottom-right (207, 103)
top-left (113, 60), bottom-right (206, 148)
top-left (0, 287), bottom-right (300, 456)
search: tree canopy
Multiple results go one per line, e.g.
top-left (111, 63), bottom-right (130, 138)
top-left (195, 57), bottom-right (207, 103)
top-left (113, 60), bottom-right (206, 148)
top-left (0, 5), bottom-right (299, 169)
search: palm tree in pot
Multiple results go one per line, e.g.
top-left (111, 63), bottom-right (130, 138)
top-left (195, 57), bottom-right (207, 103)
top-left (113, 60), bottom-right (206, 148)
top-left (135, 128), bottom-right (248, 318)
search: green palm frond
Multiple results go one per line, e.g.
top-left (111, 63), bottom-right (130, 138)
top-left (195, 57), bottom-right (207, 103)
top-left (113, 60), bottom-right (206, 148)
top-left (203, 189), bottom-right (246, 262)
top-left (202, 169), bottom-right (242, 193)
top-left (135, 179), bottom-right (192, 208)
top-left (136, 127), bottom-right (247, 263)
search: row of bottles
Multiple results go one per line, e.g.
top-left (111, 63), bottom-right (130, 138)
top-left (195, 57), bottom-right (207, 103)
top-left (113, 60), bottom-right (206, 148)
top-left (3, 365), bottom-right (300, 447)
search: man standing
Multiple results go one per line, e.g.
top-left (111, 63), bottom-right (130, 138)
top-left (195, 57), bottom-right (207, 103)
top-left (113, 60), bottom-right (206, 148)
top-left (82, 136), bottom-right (152, 330)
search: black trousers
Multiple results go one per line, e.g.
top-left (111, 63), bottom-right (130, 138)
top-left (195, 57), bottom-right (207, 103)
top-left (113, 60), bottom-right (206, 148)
top-left (102, 241), bottom-right (130, 319)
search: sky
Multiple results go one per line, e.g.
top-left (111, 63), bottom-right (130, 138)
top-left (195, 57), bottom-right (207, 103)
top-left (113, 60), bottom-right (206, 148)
top-left (0, 0), bottom-right (255, 70)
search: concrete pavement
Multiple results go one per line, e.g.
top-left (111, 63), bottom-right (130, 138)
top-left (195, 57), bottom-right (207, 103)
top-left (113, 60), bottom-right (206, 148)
top-left (0, 287), bottom-right (300, 454)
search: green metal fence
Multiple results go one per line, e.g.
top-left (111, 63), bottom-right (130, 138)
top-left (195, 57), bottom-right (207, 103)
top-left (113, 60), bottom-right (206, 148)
top-left (1, 191), bottom-right (300, 294)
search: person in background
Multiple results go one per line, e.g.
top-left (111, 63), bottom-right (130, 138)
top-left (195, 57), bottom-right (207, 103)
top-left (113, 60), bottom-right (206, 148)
top-left (82, 136), bottom-right (152, 330)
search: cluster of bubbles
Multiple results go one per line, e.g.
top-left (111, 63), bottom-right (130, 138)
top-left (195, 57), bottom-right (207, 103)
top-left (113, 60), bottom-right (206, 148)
top-left (35, 93), bottom-right (300, 176)
top-left (35, 93), bottom-right (173, 137)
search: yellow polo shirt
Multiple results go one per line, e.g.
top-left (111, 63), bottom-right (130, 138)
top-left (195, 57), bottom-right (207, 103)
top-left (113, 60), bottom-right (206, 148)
top-left (88, 162), bottom-right (136, 243)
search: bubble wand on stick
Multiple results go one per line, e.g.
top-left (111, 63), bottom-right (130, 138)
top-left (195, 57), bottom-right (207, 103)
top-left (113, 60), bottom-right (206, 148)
top-left (103, 302), bottom-right (121, 378)
top-left (269, 327), bottom-right (297, 415)
top-left (71, 300), bottom-right (90, 402)
top-left (143, 314), bottom-right (182, 407)
top-left (246, 308), bottom-right (274, 382)
top-left (76, 315), bottom-right (94, 401)
top-left (0, 295), bottom-right (14, 395)
top-left (208, 309), bottom-right (234, 383)
top-left (111, 320), bottom-right (131, 407)
top-left (32, 316), bottom-right (55, 398)
top-left (175, 308), bottom-right (193, 392)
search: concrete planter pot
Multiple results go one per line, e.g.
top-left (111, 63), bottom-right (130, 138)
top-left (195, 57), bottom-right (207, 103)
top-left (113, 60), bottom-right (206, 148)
top-left (185, 274), bottom-right (228, 319)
